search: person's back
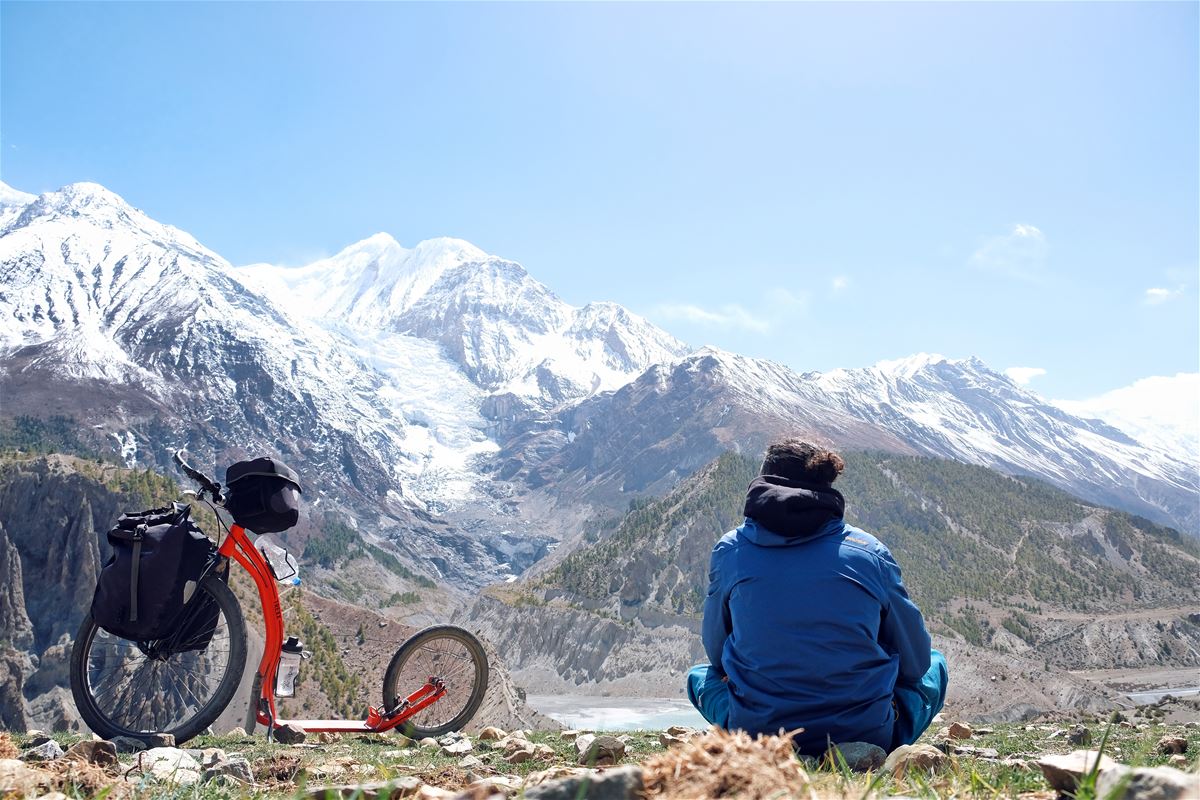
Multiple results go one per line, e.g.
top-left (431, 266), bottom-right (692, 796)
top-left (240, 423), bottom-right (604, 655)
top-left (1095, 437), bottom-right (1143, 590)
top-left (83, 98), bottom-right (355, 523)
top-left (687, 439), bottom-right (948, 756)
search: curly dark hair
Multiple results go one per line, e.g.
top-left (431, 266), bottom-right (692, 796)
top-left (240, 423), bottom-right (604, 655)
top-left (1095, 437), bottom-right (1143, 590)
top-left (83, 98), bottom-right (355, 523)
top-left (760, 438), bottom-right (845, 485)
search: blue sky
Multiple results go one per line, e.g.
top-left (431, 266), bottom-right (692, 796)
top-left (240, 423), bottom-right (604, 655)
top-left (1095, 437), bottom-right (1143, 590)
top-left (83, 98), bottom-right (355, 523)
top-left (2, 1), bottom-right (1196, 399)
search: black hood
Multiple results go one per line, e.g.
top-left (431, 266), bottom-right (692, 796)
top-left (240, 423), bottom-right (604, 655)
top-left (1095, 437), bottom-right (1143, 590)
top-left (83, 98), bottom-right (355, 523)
top-left (743, 474), bottom-right (845, 541)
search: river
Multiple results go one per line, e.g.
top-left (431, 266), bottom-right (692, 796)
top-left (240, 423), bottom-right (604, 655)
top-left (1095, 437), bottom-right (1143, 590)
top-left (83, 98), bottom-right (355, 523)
top-left (526, 695), bottom-right (707, 731)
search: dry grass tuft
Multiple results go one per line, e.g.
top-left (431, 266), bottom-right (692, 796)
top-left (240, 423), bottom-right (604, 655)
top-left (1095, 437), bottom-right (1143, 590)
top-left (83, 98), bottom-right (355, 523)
top-left (46, 758), bottom-right (130, 799)
top-left (642, 727), bottom-right (815, 800)
top-left (0, 731), bottom-right (18, 759)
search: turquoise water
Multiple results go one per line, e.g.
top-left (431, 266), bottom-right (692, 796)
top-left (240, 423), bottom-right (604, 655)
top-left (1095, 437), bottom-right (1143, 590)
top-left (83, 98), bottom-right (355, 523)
top-left (526, 695), bottom-right (707, 731)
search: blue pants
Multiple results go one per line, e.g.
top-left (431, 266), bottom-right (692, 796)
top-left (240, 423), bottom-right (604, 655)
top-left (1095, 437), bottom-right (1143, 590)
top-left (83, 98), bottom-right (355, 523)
top-left (686, 649), bottom-right (948, 750)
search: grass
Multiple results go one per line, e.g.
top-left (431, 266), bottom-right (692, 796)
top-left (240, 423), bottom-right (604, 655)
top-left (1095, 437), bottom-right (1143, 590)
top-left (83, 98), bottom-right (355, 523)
top-left (4, 720), bottom-right (1197, 799)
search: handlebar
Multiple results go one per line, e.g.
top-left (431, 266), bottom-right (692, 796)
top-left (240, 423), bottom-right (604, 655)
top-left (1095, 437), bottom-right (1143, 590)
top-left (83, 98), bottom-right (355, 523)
top-left (173, 449), bottom-right (223, 502)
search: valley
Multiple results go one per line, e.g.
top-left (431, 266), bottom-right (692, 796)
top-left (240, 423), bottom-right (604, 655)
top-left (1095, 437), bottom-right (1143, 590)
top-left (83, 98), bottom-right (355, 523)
top-left (0, 180), bottom-right (1196, 733)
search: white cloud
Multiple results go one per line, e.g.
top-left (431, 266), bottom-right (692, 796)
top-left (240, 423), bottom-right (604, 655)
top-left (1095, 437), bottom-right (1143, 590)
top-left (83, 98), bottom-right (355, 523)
top-left (831, 275), bottom-right (850, 292)
top-left (1144, 286), bottom-right (1182, 305)
top-left (1055, 373), bottom-right (1199, 458)
top-left (654, 303), bottom-right (770, 333)
top-left (969, 223), bottom-right (1048, 281)
top-left (1004, 366), bottom-right (1047, 386)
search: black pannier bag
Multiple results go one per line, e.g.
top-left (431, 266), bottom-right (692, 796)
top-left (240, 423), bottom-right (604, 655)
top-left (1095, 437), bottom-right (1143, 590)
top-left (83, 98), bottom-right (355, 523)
top-left (91, 503), bottom-right (218, 645)
top-left (223, 457), bottom-right (302, 534)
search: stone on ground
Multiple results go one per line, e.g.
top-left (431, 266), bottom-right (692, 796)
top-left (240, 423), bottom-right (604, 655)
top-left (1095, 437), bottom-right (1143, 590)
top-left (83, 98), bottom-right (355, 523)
top-left (146, 733), bottom-right (175, 748)
top-left (110, 735), bottom-right (147, 753)
top-left (419, 737), bottom-right (440, 749)
top-left (274, 723), bottom-right (307, 745)
top-left (479, 726), bottom-right (507, 741)
top-left (1067, 725), bottom-right (1092, 746)
top-left (659, 733), bottom-right (687, 748)
top-left (1157, 736), bottom-right (1188, 755)
top-left (826, 741), bottom-right (886, 772)
top-left (0, 758), bottom-right (53, 796)
top-left (577, 735), bottom-right (625, 767)
top-left (228, 726), bottom-right (248, 738)
top-left (882, 744), bottom-right (950, 777)
top-left (1096, 765), bottom-right (1197, 800)
top-left (559, 730), bottom-right (580, 741)
top-left (20, 740), bottom-right (64, 762)
top-left (63, 740), bottom-right (118, 770)
top-left (441, 738), bottom-right (473, 756)
top-left (946, 722), bottom-right (973, 739)
top-left (1035, 750), bottom-right (1120, 794)
top-left (140, 747), bottom-right (202, 785)
top-left (523, 764), bottom-right (644, 800)
top-left (203, 756), bottom-right (254, 785)
top-left (1167, 754), bottom-right (1189, 768)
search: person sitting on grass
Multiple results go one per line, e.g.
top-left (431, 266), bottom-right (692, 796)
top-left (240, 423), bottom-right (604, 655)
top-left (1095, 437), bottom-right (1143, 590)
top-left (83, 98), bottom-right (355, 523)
top-left (686, 438), bottom-right (948, 756)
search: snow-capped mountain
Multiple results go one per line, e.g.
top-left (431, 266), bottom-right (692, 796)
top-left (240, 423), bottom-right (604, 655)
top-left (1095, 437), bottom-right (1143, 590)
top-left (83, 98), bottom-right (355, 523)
top-left (0, 181), bottom-right (413, 509)
top-left (503, 347), bottom-right (1198, 531)
top-left (809, 354), bottom-right (1197, 528)
top-left (2, 178), bottom-right (1196, 580)
top-left (235, 235), bottom-right (690, 408)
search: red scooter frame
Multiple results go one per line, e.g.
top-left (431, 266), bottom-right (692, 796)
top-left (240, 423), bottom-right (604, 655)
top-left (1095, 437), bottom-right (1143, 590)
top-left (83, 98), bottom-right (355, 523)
top-left (217, 522), bottom-right (445, 735)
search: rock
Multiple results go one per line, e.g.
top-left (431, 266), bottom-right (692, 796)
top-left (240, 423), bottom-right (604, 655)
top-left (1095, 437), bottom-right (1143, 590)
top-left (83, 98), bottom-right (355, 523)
top-left (950, 745), bottom-right (1000, 759)
top-left (26, 735), bottom-right (52, 747)
top-left (140, 747), bottom-right (202, 785)
top-left (534, 744), bottom-right (555, 759)
top-left (146, 733), bottom-right (175, 748)
top-left (505, 746), bottom-right (536, 764)
top-left (1047, 728), bottom-right (1068, 739)
top-left (658, 733), bottom-right (687, 748)
top-left (947, 722), bottom-right (973, 739)
top-left (1158, 736), bottom-right (1188, 755)
top-left (577, 735), bottom-right (625, 767)
top-left (882, 744), bottom-right (950, 777)
top-left (273, 723), bottom-right (307, 745)
top-left (36, 793), bottom-right (68, 800)
top-left (1096, 765), bottom-right (1197, 800)
top-left (665, 725), bottom-right (694, 737)
top-left (419, 737), bottom-right (440, 749)
top-left (203, 756), bottom-right (254, 784)
top-left (974, 727), bottom-right (995, 735)
top-left (110, 736), bottom-right (147, 753)
top-left (63, 740), bottom-right (118, 769)
top-left (496, 736), bottom-right (535, 755)
top-left (459, 755), bottom-right (484, 770)
top-left (20, 741), bottom-right (63, 762)
top-left (574, 734), bottom-right (596, 759)
top-left (1068, 725), bottom-right (1092, 746)
top-left (0, 758), bottom-right (52, 796)
top-left (827, 741), bottom-right (887, 772)
top-left (417, 787), bottom-right (458, 799)
top-left (305, 776), bottom-right (422, 799)
top-left (524, 764), bottom-right (644, 800)
top-left (380, 749), bottom-right (410, 760)
top-left (228, 727), bottom-right (248, 738)
top-left (442, 738), bottom-right (474, 756)
top-left (316, 732), bottom-right (341, 744)
top-left (1167, 755), bottom-right (1189, 768)
top-left (479, 726), bottom-right (507, 741)
top-left (560, 730), bottom-right (580, 741)
top-left (1036, 750), bottom-right (1119, 794)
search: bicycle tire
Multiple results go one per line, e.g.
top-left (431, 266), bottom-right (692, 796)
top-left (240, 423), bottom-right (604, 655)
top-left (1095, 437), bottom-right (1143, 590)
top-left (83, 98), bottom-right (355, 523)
top-left (381, 625), bottom-right (489, 739)
top-left (70, 573), bottom-right (247, 744)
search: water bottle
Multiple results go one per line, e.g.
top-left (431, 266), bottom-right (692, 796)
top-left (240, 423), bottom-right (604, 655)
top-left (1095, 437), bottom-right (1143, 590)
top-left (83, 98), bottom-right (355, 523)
top-left (257, 538), bottom-right (301, 586)
top-left (275, 636), bottom-right (304, 697)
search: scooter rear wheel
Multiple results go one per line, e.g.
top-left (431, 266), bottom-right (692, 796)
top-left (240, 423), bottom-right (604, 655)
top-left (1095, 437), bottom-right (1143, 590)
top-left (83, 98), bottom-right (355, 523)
top-left (381, 625), bottom-right (489, 739)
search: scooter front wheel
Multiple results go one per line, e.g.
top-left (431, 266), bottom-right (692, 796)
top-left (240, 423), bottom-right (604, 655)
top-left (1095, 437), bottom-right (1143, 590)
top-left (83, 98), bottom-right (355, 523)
top-left (381, 625), bottom-right (489, 739)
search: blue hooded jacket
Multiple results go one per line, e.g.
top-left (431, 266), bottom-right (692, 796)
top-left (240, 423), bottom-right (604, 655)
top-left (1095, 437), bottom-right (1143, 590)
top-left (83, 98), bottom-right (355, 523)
top-left (702, 475), bottom-right (931, 754)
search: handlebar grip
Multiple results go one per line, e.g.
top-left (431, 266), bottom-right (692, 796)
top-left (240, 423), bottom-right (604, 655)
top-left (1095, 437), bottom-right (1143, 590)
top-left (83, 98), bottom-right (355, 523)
top-left (173, 449), bottom-right (221, 499)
